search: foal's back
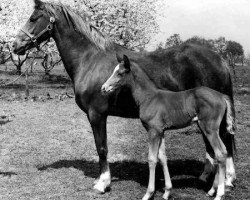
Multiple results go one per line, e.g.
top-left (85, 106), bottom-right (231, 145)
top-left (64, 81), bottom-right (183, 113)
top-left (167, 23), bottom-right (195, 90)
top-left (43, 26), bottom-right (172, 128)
top-left (147, 86), bottom-right (227, 130)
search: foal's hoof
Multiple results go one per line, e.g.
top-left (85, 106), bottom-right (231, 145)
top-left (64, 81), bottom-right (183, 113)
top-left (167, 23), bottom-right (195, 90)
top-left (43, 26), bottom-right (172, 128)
top-left (207, 187), bottom-right (216, 197)
top-left (142, 192), bottom-right (154, 200)
top-left (214, 196), bottom-right (224, 200)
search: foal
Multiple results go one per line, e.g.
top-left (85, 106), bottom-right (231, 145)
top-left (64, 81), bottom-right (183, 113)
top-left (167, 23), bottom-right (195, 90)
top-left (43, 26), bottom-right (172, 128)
top-left (101, 55), bottom-right (235, 200)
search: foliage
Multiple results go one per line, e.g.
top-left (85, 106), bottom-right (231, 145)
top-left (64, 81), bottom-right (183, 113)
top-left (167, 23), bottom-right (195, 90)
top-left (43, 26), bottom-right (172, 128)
top-left (164, 34), bottom-right (182, 48)
top-left (213, 37), bottom-right (227, 58)
top-left (0, 0), bottom-right (32, 43)
top-left (73, 0), bottom-right (163, 50)
top-left (159, 34), bottom-right (245, 63)
top-left (184, 36), bottom-right (214, 49)
top-left (226, 40), bottom-right (244, 58)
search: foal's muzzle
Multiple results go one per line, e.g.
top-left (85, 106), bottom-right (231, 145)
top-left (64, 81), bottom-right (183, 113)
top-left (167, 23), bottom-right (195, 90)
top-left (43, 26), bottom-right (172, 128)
top-left (101, 84), bottom-right (113, 95)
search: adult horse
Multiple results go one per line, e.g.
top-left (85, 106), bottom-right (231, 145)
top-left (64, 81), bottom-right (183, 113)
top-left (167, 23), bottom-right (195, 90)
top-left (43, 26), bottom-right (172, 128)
top-left (12, 0), bottom-right (236, 193)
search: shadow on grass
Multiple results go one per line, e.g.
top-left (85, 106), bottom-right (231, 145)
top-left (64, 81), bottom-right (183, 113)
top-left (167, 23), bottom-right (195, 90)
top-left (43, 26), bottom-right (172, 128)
top-left (37, 74), bottom-right (71, 85)
top-left (0, 172), bottom-right (17, 177)
top-left (37, 158), bottom-right (211, 190)
top-left (0, 119), bottom-right (12, 125)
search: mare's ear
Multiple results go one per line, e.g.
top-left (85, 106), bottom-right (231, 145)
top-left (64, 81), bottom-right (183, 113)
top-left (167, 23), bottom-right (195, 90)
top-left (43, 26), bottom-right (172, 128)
top-left (116, 53), bottom-right (123, 63)
top-left (34, 0), bottom-right (44, 9)
top-left (123, 55), bottom-right (130, 71)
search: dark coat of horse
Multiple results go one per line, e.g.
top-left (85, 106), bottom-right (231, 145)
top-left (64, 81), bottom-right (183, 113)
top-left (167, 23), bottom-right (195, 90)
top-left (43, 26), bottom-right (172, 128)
top-left (102, 54), bottom-right (236, 200)
top-left (12, 0), bottom-right (236, 194)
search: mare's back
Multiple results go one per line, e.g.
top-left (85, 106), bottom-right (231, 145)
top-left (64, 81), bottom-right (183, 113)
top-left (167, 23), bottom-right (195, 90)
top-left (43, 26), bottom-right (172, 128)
top-left (123, 44), bottom-right (229, 92)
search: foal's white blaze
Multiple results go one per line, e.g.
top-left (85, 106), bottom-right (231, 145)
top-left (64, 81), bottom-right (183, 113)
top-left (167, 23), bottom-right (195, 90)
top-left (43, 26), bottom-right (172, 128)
top-left (103, 64), bottom-right (120, 92)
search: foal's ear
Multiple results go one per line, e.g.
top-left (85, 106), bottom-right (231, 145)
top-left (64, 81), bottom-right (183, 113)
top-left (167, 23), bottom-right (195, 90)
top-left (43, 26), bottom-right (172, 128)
top-left (34, 0), bottom-right (44, 9)
top-left (116, 53), bottom-right (123, 63)
top-left (123, 55), bottom-right (130, 71)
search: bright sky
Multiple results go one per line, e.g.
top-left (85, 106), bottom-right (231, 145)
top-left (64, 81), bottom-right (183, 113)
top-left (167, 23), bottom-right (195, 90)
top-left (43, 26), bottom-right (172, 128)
top-left (152, 0), bottom-right (250, 55)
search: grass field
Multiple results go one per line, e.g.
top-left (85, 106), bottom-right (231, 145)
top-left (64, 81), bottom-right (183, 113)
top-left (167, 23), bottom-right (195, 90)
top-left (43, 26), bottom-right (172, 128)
top-left (0, 62), bottom-right (249, 200)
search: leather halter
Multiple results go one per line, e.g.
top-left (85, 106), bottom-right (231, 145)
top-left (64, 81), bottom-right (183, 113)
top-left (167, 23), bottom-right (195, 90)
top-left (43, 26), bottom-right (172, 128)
top-left (21, 17), bottom-right (55, 50)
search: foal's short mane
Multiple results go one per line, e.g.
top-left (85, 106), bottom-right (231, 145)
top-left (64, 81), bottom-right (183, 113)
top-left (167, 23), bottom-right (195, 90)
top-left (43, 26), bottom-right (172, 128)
top-left (40, 1), bottom-right (114, 51)
top-left (130, 61), bottom-right (156, 90)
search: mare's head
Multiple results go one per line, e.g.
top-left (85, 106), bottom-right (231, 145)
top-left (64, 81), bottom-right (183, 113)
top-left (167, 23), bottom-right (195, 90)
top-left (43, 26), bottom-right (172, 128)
top-left (102, 54), bottom-right (132, 94)
top-left (12, 0), bottom-right (55, 55)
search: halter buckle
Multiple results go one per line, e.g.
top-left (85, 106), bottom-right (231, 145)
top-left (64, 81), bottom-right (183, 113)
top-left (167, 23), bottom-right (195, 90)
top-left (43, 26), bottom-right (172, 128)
top-left (50, 17), bottom-right (55, 23)
top-left (31, 37), bottom-right (37, 43)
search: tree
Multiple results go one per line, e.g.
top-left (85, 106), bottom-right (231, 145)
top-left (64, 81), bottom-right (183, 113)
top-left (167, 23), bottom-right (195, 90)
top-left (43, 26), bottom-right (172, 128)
top-left (213, 37), bottom-right (227, 58)
top-left (226, 40), bottom-right (244, 59)
top-left (164, 34), bottom-right (182, 48)
top-left (73, 0), bottom-right (163, 50)
top-left (184, 36), bottom-right (214, 49)
top-left (41, 41), bottom-right (62, 75)
top-left (226, 40), bottom-right (244, 76)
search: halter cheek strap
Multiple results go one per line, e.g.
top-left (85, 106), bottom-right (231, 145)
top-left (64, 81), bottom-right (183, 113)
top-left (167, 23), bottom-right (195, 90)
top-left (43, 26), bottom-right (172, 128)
top-left (21, 17), bottom-right (55, 50)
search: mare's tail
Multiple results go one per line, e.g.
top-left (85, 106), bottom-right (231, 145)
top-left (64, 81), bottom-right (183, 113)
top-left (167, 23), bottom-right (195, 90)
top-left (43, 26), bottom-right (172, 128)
top-left (223, 96), bottom-right (237, 160)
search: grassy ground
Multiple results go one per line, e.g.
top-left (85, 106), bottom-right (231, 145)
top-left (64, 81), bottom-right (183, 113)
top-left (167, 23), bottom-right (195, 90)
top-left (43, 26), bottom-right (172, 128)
top-left (0, 62), bottom-right (249, 200)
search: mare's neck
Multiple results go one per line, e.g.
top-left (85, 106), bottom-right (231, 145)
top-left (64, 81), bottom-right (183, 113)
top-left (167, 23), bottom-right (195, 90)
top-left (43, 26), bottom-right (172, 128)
top-left (130, 65), bottom-right (158, 106)
top-left (52, 18), bottom-right (97, 82)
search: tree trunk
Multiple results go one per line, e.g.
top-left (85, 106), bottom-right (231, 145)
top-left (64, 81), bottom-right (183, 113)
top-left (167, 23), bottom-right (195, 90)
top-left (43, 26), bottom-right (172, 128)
top-left (17, 65), bottom-right (21, 75)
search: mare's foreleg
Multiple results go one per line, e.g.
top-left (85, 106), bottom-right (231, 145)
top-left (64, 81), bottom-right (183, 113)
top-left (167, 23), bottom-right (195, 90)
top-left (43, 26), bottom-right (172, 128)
top-left (88, 109), bottom-right (111, 193)
top-left (158, 137), bottom-right (172, 200)
top-left (142, 129), bottom-right (161, 200)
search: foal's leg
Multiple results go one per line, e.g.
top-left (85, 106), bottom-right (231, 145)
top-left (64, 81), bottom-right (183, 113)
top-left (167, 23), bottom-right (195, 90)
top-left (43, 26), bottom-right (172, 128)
top-left (199, 122), bottom-right (227, 200)
top-left (199, 136), bottom-right (216, 182)
top-left (88, 109), bottom-right (111, 193)
top-left (158, 137), bottom-right (172, 200)
top-left (142, 129), bottom-right (161, 200)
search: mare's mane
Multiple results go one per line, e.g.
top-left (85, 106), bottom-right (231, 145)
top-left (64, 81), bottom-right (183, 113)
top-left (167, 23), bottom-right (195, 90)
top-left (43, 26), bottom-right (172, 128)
top-left (40, 1), bottom-right (114, 51)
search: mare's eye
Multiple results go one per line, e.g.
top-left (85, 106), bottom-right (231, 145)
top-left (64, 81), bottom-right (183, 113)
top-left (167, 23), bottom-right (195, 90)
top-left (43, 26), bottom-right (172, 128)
top-left (30, 14), bottom-right (42, 22)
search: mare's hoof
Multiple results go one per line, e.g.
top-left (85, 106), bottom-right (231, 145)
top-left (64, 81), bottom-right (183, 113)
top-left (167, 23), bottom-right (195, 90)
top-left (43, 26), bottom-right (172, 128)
top-left (162, 191), bottom-right (170, 200)
top-left (93, 179), bottom-right (110, 194)
top-left (225, 185), bottom-right (234, 192)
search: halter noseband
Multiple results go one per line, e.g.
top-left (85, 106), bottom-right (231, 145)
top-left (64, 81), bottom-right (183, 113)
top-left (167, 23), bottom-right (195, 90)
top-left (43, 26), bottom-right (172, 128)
top-left (21, 17), bottom-right (55, 50)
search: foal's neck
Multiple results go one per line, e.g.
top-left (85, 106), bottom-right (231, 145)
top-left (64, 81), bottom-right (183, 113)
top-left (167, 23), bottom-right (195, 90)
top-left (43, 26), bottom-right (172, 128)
top-left (130, 65), bottom-right (158, 106)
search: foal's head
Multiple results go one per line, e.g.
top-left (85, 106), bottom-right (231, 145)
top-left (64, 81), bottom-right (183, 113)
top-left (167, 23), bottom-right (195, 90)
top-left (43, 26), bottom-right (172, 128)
top-left (101, 54), bottom-right (132, 94)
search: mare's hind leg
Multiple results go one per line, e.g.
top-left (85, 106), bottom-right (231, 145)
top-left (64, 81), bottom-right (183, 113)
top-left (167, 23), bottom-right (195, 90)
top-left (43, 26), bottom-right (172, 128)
top-left (88, 109), bottom-right (111, 193)
top-left (158, 137), bottom-right (172, 200)
top-left (198, 122), bottom-right (227, 200)
top-left (142, 129), bottom-right (161, 200)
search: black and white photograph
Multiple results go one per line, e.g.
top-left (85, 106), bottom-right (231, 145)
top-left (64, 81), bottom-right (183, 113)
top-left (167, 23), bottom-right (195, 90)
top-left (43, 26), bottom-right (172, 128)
top-left (0, 0), bottom-right (249, 199)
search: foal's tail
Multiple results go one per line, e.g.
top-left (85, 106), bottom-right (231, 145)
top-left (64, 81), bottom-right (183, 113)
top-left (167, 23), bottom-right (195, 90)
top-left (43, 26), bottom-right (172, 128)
top-left (224, 96), bottom-right (236, 134)
top-left (223, 96), bottom-right (237, 160)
